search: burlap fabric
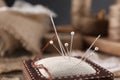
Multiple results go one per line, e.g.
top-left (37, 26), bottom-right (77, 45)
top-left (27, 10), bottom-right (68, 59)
top-left (0, 29), bottom-right (20, 56)
top-left (0, 11), bottom-right (50, 55)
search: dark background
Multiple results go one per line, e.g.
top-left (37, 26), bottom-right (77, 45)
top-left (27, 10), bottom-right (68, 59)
top-left (4, 0), bottom-right (115, 25)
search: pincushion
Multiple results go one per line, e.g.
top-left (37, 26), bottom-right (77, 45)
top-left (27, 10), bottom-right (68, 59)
top-left (34, 56), bottom-right (96, 78)
top-left (23, 56), bottom-right (114, 80)
top-left (23, 16), bottom-right (114, 80)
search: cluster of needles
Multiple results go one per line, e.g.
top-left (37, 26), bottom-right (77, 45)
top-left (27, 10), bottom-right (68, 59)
top-left (49, 15), bottom-right (100, 62)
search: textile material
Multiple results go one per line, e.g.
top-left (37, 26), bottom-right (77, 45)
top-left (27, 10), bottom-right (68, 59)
top-left (0, 11), bottom-right (50, 55)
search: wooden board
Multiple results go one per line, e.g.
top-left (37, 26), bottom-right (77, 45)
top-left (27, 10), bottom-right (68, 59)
top-left (84, 36), bottom-right (120, 56)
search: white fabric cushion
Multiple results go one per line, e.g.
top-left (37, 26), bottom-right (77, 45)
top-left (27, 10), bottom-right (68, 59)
top-left (35, 56), bottom-right (96, 78)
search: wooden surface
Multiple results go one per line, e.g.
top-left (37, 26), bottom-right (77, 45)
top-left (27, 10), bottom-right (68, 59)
top-left (0, 52), bottom-right (120, 80)
top-left (50, 25), bottom-right (77, 33)
top-left (84, 36), bottom-right (120, 56)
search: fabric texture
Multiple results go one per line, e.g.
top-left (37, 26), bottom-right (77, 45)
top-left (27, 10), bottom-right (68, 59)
top-left (0, 11), bottom-right (50, 55)
top-left (35, 56), bottom-right (96, 78)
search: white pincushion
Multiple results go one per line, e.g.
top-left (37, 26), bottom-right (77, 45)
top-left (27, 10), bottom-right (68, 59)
top-left (34, 56), bottom-right (96, 78)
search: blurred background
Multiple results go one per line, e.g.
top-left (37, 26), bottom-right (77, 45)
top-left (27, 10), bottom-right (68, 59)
top-left (5, 0), bottom-right (114, 25)
top-left (0, 0), bottom-right (120, 80)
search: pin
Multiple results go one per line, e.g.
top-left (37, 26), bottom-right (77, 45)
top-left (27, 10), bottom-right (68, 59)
top-left (75, 35), bottom-right (101, 65)
top-left (85, 35), bottom-right (100, 53)
top-left (50, 15), bottom-right (65, 56)
top-left (70, 31), bottom-right (75, 54)
top-left (64, 43), bottom-right (69, 56)
top-left (61, 42), bottom-right (67, 56)
top-left (49, 40), bottom-right (63, 56)
top-left (83, 47), bottom-right (99, 61)
top-left (95, 47), bottom-right (99, 51)
top-left (80, 35), bottom-right (101, 61)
